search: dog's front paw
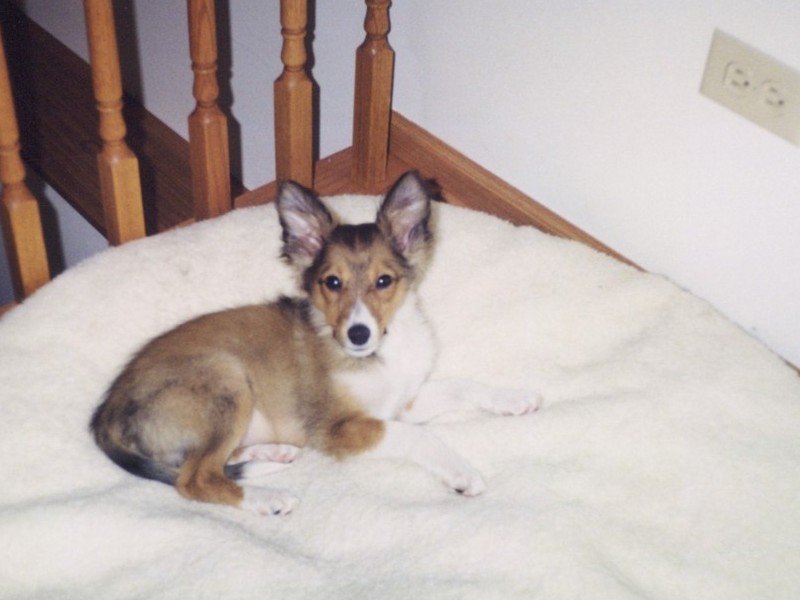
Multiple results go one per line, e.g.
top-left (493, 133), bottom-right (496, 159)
top-left (440, 462), bottom-right (487, 497)
top-left (450, 472), bottom-right (487, 497)
top-left (241, 487), bottom-right (299, 516)
top-left (481, 388), bottom-right (541, 416)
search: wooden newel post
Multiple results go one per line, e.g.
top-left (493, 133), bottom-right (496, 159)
top-left (188, 0), bottom-right (231, 219)
top-left (0, 26), bottom-right (49, 301)
top-left (274, 0), bottom-right (313, 188)
top-left (352, 0), bottom-right (394, 187)
top-left (83, 0), bottom-right (145, 245)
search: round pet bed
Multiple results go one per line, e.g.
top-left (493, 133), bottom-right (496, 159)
top-left (1, 197), bottom-right (798, 599)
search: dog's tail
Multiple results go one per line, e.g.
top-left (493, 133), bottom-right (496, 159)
top-left (91, 404), bottom-right (246, 485)
top-left (95, 435), bottom-right (247, 483)
top-left (90, 407), bottom-right (178, 485)
top-left (98, 437), bottom-right (178, 485)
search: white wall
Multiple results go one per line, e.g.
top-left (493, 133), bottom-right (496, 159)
top-left (6, 1), bottom-right (798, 367)
top-left (390, 0), bottom-right (800, 366)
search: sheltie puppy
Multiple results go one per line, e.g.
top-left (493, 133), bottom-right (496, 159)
top-left (91, 171), bottom-right (539, 515)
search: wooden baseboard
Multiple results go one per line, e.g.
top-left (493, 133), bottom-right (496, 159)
top-left (235, 145), bottom-right (416, 207)
top-left (237, 112), bottom-right (633, 266)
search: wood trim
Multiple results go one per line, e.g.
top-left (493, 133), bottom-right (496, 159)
top-left (188, 0), bottom-right (233, 219)
top-left (234, 144), bottom-right (415, 208)
top-left (237, 112), bottom-right (633, 267)
top-left (84, 0), bottom-right (146, 245)
top-left (351, 0), bottom-right (394, 186)
top-left (273, 0), bottom-right (314, 188)
top-left (0, 298), bottom-right (17, 317)
top-left (0, 20), bottom-right (50, 301)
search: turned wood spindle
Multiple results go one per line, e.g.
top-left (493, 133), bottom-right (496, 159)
top-left (188, 0), bottom-right (231, 219)
top-left (352, 0), bottom-right (394, 187)
top-left (274, 0), bottom-right (313, 188)
top-left (83, 0), bottom-right (145, 245)
top-left (0, 26), bottom-right (49, 301)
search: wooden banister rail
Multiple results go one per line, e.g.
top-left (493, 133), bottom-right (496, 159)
top-left (188, 0), bottom-right (231, 219)
top-left (352, 0), bottom-right (394, 187)
top-left (83, 0), bottom-right (145, 245)
top-left (274, 0), bottom-right (314, 188)
top-left (0, 25), bottom-right (49, 302)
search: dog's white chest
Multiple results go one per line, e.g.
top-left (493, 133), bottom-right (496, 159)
top-left (335, 297), bottom-right (436, 420)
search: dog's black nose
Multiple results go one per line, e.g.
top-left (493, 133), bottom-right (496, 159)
top-left (348, 324), bottom-right (371, 346)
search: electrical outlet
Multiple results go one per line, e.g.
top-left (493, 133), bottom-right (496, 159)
top-left (700, 30), bottom-right (800, 145)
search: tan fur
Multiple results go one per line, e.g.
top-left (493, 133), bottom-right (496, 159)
top-left (92, 297), bottom-right (393, 508)
top-left (91, 172), bottom-right (432, 511)
top-left (312, 241), bottom-right (410, 348)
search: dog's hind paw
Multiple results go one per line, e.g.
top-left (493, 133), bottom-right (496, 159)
top-left (481, 388), bottom-right (541, 416)
top-left (233, 443), bottom-right (300, 464)
top-left (227, 444), bottom-right (301, 480)
top-left (241, 487), bottom-right (299, 516)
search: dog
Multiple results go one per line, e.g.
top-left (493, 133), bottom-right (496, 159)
top-left (91, 171), bottom-right (540, 515)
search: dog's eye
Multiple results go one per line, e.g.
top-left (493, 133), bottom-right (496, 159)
top-left (323, 275), bottom-right (342, 291)
top-left (375, 274), bottom-right (394, 289)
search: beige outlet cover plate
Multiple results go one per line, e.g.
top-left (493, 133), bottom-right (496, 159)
top-left (701, 30), bottom-right (800, 145)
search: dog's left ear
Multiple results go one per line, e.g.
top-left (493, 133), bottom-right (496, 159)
top-left (377, 171), bottom-right (432, 262)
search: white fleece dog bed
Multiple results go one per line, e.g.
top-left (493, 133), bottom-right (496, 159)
top-left (1, 196), bottom-right (799, 599)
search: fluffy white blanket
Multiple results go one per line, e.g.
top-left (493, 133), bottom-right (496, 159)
top-left (1, 196), bottom-right (798, 599)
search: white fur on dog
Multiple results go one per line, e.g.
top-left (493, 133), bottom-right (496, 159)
top-left (1, 197), bottom-right (799, 599)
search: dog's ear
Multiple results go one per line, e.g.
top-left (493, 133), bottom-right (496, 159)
top-left (276, 181), bottom-right (334, 268)
top-left (377, 171), bottom-right (432, 262)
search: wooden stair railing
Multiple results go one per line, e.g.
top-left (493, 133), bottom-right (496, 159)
top-left (188, 0), bottom-right (232, 220)
top-left (352, 0), bottom-right (394, 187)
top-left (274, 0), bottom-right (314, 188)
top-left (0, 23), bottom-right (49, 302)
top-left (238, 0), bottom-right (397, 205)
top-left (3, 0), bottom-right (628, 316)
top-left (84, 0), bottom-right (146, 245)
top-left (2, 0), bottom-right (399, 302)
top-left (0, 4), bottom-right (196, 238)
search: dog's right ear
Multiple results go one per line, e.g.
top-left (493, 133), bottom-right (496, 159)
top-left (276, 181), bottom-right (334, 268)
